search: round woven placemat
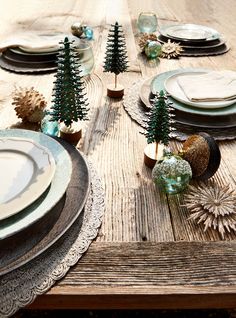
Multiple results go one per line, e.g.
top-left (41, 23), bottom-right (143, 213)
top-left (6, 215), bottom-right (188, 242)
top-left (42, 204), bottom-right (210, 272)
top-left (0, 160), bottom-right (105, 318)
top-left (123, 80), bottom-right (236, 141)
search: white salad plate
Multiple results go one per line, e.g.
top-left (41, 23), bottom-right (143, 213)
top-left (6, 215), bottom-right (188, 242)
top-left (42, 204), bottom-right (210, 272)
top-left (160, 24), bottom-right (220, 42)
top-left (164, 71), bottom-right (236, 109)
top-left (0, 137), bottom-right (55, 221)
top-left (0, 130), bottom-right (72, 240)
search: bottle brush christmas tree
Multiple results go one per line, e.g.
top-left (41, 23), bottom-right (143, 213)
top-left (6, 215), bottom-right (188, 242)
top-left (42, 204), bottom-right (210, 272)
top-left (104, 22), bottom-right (128, 98)
top-left (50, 37), bottom-right (89, 140)
top-left (143, 90), bottom-right (175, 168)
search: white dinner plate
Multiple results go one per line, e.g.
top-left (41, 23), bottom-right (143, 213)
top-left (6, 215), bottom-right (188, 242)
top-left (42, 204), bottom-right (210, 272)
top-left (164, 71), bottom-right (236, 109)
top-left (0, 137), bottom-right (55, 221)
top-left (0, 130), bottom-right (72, 240)
top-left (160, 24), bottom-right (220, 42)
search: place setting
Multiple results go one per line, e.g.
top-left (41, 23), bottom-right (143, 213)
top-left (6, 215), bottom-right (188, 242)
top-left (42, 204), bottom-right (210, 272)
top-left (0, 33), bottom-right (64, 73)
top-left (123, 68), bottom-right (236, 140)
top-left (157, 23), bottom-right (229, 56)
top-left (137, 15), bottom-right (229, 59)
top-left (0, 128), bottom-right (105, 316)
top-left (0, 29), bottom-right (94, 74)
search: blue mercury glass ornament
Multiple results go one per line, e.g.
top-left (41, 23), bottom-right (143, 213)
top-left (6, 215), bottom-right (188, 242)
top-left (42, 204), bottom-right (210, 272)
top-left (41, 111), bottom-right (59, 137)
top-left (83, 26), bottom-right (94, 40)
top-left (152, 150), bottom-right (192, 194)
top-left (145, 40), bottom-right (162, 59)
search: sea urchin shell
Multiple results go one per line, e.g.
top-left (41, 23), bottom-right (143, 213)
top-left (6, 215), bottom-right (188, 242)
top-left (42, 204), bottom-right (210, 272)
top-left (138, 33), bottom-right (158, 52)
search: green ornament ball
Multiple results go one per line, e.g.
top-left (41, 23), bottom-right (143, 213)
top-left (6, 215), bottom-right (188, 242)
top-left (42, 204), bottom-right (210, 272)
top-left (152, 151), bottom-right (192, 194)
top-left (145, 40), bottom-right (162, 59)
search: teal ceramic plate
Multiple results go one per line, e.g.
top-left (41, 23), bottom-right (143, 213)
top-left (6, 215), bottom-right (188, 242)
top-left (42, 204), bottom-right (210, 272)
top-left (0, 129), bottom-right (72, 240)
top-left (151, 68), bottom-right (236, 117)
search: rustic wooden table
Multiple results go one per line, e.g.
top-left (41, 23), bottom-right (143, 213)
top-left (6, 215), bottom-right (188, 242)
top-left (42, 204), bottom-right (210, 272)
top-left (1, 0), bottom-right (236, 310)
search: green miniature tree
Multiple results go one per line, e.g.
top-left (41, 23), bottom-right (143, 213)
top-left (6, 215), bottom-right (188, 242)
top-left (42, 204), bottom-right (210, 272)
top-left (50, 37), bottom-right (89, 127)
top-left (104, 22), bottom-right (128, 96)
top-left (144, 90), bottom-right (174, 158)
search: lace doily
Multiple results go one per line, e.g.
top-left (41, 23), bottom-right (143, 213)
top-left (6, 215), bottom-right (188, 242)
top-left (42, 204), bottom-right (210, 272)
top-left (0, 161), bottom-right (105, 318)
top-left (123, 80), bottom-right (236, 141)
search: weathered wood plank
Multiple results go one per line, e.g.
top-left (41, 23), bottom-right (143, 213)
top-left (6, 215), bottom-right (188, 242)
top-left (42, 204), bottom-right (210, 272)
top-left (29, 241), bottom-right (236, 309)
top-left (28, 292), bottom-right (236, 309)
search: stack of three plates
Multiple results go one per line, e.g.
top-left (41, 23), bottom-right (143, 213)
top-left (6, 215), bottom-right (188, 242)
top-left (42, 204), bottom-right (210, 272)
top-left (157, 24), bottom-right (229, 56)
top-left (140, 68), bottom-right (236, 129)
top-left (0, 129), bottom-right (90, 276)
top-left (0, 47), bottom-right (58, 73)
top-left (0, 33), bottom-right (66, 73)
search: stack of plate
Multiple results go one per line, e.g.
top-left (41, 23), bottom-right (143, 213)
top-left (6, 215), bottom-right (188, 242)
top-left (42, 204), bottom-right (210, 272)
top-left (0, 129), bottom-right (90, 276)
top-left (158, 24), bottom-right (229, 56)
top-left (0, 47), bottom-right (58, 73)
top-left (140, 68), bottom-right (236, 129)
top-left (0, 33), bottom-right (73, 73)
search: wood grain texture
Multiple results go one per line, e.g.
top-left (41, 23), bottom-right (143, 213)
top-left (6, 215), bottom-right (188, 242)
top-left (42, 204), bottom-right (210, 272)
top-left (1, 0), bottom-right (236, 309)
top-left (29, 241), bottom-right (236, 309)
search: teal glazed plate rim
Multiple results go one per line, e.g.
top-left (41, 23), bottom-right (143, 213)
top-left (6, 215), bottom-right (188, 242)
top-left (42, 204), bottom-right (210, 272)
top-left (0, 129), bottom-right (72, 240)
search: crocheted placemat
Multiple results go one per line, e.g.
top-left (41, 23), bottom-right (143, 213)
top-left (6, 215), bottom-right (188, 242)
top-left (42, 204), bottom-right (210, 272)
top-left (0, 160), bottom-right (104, 318)
top-left (123, 80), bottom-right (236, 141)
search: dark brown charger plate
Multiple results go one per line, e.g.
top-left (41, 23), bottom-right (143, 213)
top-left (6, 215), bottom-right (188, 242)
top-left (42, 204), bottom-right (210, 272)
top-left (180, 43), bottom-right (229, 56)
top-left (9, 47), bottom-right (58, 62)
top-left (157, 34), bottom-right (224, 47)
top-left (140, 76), bottom-right (236, 129)
top-left (0, 137), bottom-right (90, 276)
top-left (157, 35), bottom-right (226, 49)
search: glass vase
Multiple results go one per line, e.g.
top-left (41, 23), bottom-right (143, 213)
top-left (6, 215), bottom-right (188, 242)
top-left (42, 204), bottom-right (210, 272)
top-left (137, 12), bottom-right (158, 33)
top-left (75, 39), bottom-right (94, 76)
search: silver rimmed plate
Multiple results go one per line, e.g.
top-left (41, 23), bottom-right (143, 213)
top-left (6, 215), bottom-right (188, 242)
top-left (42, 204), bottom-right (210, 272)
top-left (0, 137), bottom-right (56, 221)
top-left (0, 130), bottom-right (72, 240)
top-left (164, 71), bottom-right (236, 109)
top-left (160, 24), bottom-right (220, 42)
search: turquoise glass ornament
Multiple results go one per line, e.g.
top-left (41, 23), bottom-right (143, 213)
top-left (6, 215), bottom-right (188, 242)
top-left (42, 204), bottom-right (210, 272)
top-left (145, 40), bottom-right (162, 59)
top-left (152, 150), bottom-right (192, 194)
top-left (137, 12), bottom-right (158, 33)
top-left (84, 26), bottom-right (94, 40)
top-left (41, 112), bottom-right (59, 137)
